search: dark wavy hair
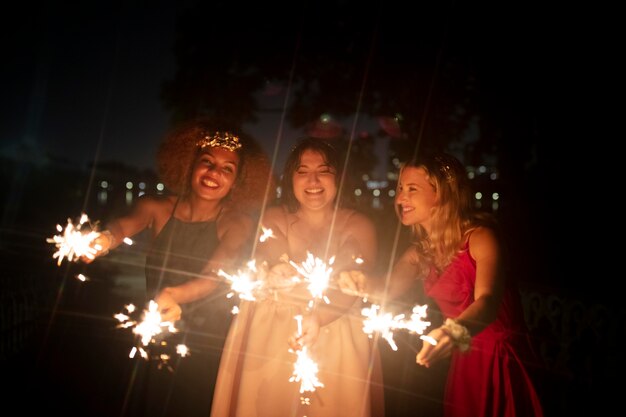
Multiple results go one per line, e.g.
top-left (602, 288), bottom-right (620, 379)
top-left (280, 137), bottom-right (342, 213)
top-left (156, 118), bottom-right (275, 216)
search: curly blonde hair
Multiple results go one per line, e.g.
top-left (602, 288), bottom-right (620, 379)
top-left (156, 118), bottom-right (275, 216)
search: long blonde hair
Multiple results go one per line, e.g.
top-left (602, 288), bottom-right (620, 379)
top-left (396, 152), bottom-right (495, 272)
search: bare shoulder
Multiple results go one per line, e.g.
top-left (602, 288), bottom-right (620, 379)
top-left (217, 208), bottom-right (255, 235)
top-left (468, 226), bottom-right (501, 258)
top-left (260, 205), bottom-right (289, 232)
top-left (136, 194), bottom-right (175, 220)
top-left (134, 194), bottom-right (174, 211)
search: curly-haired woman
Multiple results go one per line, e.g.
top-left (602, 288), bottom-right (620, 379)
top-left (87, 117), bottom-right (274, 417)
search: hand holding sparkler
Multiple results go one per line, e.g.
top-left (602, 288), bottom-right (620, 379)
top-left (114, 300), bottom-right (188, 370)
top-left (47, 213), bottom-right (101, 265)
top-left (46, 213), bottom-right (133, 266)
top-left (289, 315), bottom-right (324, 396)
top-left (153, 290), bottom-right (183, 322)
top-left (416, 319), bottom-right (470, 368)
top-left (336, 270), bottom-right (369, 299)
top-left (288, 313), bottom-right (321, 351)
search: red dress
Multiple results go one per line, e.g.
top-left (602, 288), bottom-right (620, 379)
top-left (423, 242), bottom-right (544, 417)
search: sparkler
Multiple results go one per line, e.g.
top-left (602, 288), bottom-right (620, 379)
top-left (217, 259), bottom-right (264, 301)
top-left (114, 300), bottom-right (189, 370)
top-left (361, 303), bottom-right (433, 351)
top-left (288, 252), bottom-right (334, 307)
top-left (47, 213), bottom-right (101, 265)
top-left (289, 315), bottom-right (324, 399)
top-left (46, 212), bottom-right (133, 265)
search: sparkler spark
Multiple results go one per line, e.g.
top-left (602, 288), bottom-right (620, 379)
top-left (289, 315), bottom-right (324, 398)
top-left (361, 303), bottom-right (432, 351)
top-left (288, 252), bottom-right (334, 306)
top-left (259, 226), bottom-right (275, 242)
top-left (47, 213), bottom-right (101, 265)
top-left (114, 300), bottom-right (188, 369)
top-left (218, 259), bottom-right (264, 301)
top-left (46, 213), bottom-right (132, 265)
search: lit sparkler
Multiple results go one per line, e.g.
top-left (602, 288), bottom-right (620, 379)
top-left (289, 315), bottom-right (324, 399)
top-left (288, 252), bottom-right (334, 307)
top-left (47, 213), bottom-right (101, 265)
top-left (217, 259), bottom-right (264, 301)
top-left (46, 213), bottom-right (133, 265)
top-left (114, 300), bottom-right (188, 369)
top-left (361, 303), bottom-right (433, 351)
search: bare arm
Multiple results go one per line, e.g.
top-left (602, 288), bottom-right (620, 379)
top-left (292, 211), bottom-right (378, 348)
top-left (82, 196), bottom-right (163, 262)
top-left (155, 211), bottom-right (255, 321)
top-left (416, 226), bottom-right (505, 367)
top-left (337, 244), bottom-right (422, 303)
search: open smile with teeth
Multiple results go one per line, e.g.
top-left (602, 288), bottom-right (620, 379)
top-left (305, 188), bottom-right (323, 195)
top-left (201, 178), bottom-right (219, 188)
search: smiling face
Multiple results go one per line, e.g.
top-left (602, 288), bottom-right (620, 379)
top-left (190, 147), bottom-right (240, 201)
top-left (292, 149), bottom-right (337, 211)
top-left (395, 166), bottom-right (439, 230)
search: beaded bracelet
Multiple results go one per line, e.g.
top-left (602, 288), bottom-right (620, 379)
top-left (440, 318), bottom-right (471, 352)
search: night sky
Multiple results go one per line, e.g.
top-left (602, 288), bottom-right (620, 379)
top-left (1, 2), bottom-right (188, 170)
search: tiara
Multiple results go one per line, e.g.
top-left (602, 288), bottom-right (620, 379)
top-left (196, 131), bottom-right (242, 152)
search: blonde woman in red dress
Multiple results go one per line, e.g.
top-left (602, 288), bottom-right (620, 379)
top-left (340, 151), bottom-right (544, 417)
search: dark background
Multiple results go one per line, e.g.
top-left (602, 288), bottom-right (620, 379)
top-left (1, 1), bottom-right (616, 416)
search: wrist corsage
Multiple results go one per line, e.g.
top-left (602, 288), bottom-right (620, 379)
top-left (440, 318), bottom-right (471, 352)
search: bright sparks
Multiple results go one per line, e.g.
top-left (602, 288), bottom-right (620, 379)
top-left (289, 252), bottom-right (334, 306)
top-left (114, 301), bottom-right (188, 369)
top-left (47, 213), bottom-right (101, 265)
top-left (259, 226), bottom-right (275, 242)
top-left (361, 303), bottom-right (432, 351)
top-left (289, 315), bottom-right (324, 398)
top-left (46, 213), bottom-right (132, 265)
top-left (218, 259), bottom-right (263, 301)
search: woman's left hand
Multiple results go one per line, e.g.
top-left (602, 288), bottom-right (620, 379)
top-left (416, 326), bottom-right (455, 368)
top-left (154, 291), bottom-right (182, 323)
top-left (288, 314), bottom-right (320, 350)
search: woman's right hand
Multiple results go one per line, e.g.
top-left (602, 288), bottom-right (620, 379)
top-left (336, 270), bottom-right (367, 297)
top-left (80, 230), bottom-right (114, 263)
top-left (266, 262), bottom-right (299, 292)
top-left (154, 291), bottom-right (182, 323)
